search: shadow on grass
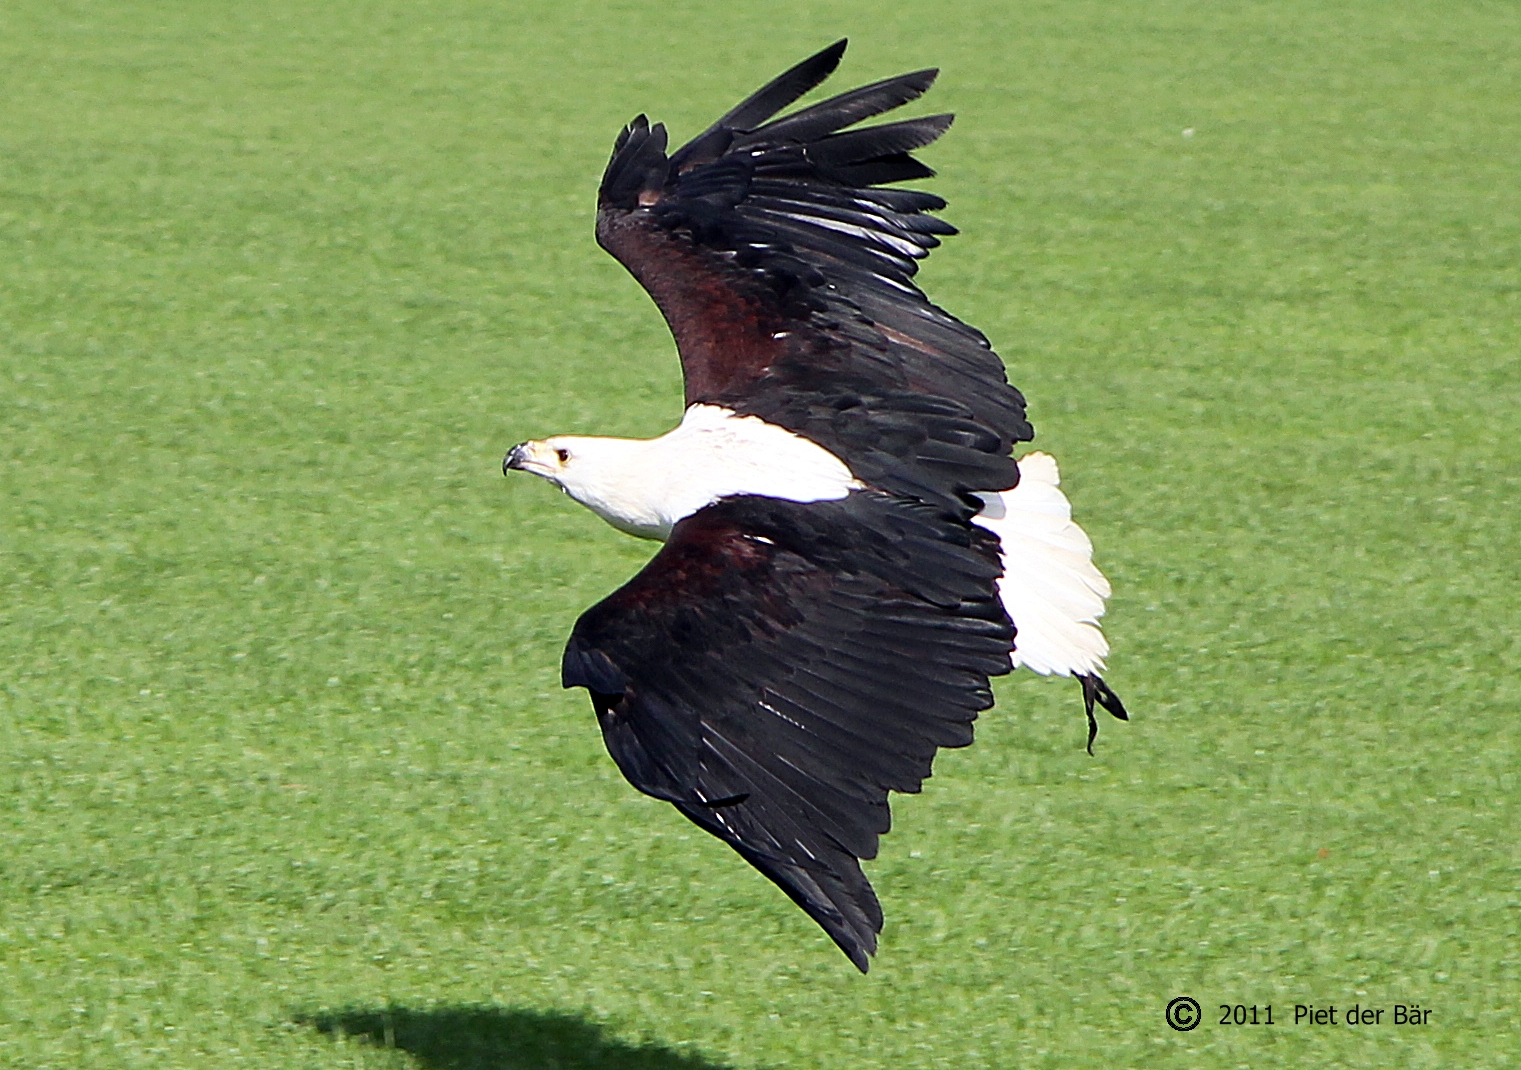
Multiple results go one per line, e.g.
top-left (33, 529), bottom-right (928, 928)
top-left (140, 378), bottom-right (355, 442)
top-left (297, 1004), bottom-right (742, 1070)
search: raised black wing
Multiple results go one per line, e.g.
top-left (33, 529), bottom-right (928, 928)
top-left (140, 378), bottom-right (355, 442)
top-left (561, 492), bottom-right (1014, 970)
top-left (596, 41), bottom-right (1030, 517)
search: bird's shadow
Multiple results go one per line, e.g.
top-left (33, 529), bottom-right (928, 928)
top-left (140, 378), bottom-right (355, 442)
top-left (296, 1004), bottom-right (742, 1070)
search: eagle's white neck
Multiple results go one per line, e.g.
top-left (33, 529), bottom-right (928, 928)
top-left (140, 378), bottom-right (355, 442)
top-left (549, 405), bottom-right (861, 541)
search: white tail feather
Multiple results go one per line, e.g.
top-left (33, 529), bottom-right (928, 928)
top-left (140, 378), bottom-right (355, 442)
top-left (973, 452), bottom-right (1111, 677)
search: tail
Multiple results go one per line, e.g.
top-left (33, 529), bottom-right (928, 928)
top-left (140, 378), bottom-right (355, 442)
top-left (973, 452), bottom-right (1111, 676)
top-left (974, 452), bottom-right (1128, 748)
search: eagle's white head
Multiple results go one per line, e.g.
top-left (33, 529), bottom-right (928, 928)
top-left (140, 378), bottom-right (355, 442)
top-left (504, 405), bottom-right (861, 542)
top-left (504, 434), bottom-right (671, 539)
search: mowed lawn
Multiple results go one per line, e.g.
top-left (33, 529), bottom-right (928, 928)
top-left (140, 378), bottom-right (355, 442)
top-left (2, 2), bottom-right (1518, 1067)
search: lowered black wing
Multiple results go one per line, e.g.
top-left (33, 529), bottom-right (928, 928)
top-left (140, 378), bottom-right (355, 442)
top-left (561, 492), bottom-right (1013, 970)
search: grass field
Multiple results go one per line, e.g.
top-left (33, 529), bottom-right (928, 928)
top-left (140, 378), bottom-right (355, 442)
top-left (2, 1), bottom-right (1519, 1067)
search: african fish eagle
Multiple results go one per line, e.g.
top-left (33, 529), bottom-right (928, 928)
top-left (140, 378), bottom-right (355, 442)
top-left (503, 40), bottom-right (1127, 972)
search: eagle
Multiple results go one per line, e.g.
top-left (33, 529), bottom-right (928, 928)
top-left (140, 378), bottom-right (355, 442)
top-left (503, 40), bottom-right (1127, 972)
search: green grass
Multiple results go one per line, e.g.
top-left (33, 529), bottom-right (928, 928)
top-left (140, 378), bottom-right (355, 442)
top-left (2, 1), bottom-right (1518, 1067)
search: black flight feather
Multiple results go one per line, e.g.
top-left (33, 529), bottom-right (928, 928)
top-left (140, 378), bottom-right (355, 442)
top-left (733, 68), bottom-right (940, 148)
top-left (670, 39), bottom-right (847, 172)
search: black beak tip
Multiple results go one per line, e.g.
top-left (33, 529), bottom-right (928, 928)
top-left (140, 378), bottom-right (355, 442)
top-left (503, 443), bottom-right (527, 475)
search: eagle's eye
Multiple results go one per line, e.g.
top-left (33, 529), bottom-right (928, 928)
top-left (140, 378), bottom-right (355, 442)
top-left (555, 447), bottom-right (571, 464)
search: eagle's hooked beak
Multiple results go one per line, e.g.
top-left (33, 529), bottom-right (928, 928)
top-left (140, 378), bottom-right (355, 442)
top-left (503, 442), bottom-right (530, 475)
top-left (504, 440), bottom-right (563, 481)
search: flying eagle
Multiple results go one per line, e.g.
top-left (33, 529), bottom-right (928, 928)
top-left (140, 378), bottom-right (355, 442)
top-left (504, 40), bottom-right (1126, 972)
